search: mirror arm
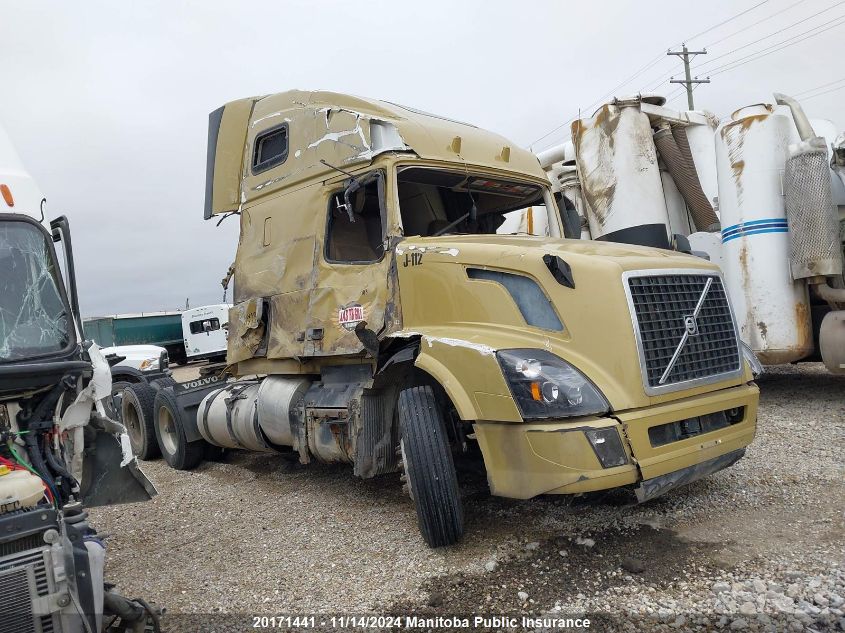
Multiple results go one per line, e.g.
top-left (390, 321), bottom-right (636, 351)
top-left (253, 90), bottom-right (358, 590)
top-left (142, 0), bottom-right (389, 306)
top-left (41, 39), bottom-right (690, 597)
top-left (342, 171), bottom-right (382, 223)
top-left (49, 216), bottom-right (83, 335)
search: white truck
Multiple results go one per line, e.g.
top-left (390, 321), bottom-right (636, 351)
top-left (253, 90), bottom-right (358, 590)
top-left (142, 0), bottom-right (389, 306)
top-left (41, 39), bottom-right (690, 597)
top-left (0, 122), bottom-right (159, 630)
top-left (536, 92), bottom-right (845, 374)
top-left (181, 303), bottom-right (230, 362)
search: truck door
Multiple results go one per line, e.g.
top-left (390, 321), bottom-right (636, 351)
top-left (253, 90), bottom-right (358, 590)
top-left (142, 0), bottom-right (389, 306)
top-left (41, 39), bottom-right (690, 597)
top-left (303, 170), bottom-right (393, 357)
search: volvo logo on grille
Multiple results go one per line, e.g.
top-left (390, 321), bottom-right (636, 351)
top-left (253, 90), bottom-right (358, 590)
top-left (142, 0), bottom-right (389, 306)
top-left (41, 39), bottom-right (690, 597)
top-left (683, 314), bottom-right (699, 336)
top-left (658, 277), bottom-right (714, 385)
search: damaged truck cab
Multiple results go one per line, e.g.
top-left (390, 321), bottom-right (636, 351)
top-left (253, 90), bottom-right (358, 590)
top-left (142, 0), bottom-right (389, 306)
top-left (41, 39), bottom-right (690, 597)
top-left (0, 123), bottom-right (158, 630)
top-left (189, 90), bottom-right (760, 546)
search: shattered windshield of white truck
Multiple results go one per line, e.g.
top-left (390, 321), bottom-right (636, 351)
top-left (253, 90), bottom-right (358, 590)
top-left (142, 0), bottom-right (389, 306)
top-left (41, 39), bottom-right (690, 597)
top-left (0, 219), bottom-right (71, 361)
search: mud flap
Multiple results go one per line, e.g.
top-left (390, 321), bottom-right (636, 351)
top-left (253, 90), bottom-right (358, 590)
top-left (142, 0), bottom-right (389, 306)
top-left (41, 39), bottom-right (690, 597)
top-left (634, 448), bottom-right (745, 503)
top-left (79, 420), bottom-right (157, 507)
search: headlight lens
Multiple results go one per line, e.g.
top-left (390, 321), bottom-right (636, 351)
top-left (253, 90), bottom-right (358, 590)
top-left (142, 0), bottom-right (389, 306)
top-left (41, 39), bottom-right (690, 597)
top-left (138, 357), bottom-right (159, 371)
top-left (740, 341), bottom-right (763, 378)
top-left (497, 349), bottom-right (610, 420)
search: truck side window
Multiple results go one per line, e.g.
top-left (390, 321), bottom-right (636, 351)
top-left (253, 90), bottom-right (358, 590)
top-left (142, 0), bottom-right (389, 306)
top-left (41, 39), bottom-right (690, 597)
top-left (325, 176), bottom-right (384, 263)
top-left (189, 318), bottom-right (220, 334)
top-left (252, 124), bottom-right (289, 174)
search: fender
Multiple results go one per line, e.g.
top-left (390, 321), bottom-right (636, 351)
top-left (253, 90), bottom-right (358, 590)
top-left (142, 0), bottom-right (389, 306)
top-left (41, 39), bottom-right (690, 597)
top-left (405, 331), bottom-right (522, 422)
top-left (413, 351), bottom-right (479, 421)
top-left (109, 366), bottom-right (146, 383)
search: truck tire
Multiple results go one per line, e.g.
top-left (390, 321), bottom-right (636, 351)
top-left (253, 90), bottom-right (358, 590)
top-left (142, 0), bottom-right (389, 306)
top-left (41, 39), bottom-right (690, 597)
top-left (397, 385), bottom-right (464, 547)
top-left (121, 383), bottom-right (160, 460)
top-left (150, 376), bottom-right (177, 390)
top-left (153, 388), bottom-right (207, 470)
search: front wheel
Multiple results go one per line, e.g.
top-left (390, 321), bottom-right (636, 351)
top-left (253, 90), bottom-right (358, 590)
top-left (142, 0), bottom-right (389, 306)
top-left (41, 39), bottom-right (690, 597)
top-left (397, 385), bottom-right (464, 547)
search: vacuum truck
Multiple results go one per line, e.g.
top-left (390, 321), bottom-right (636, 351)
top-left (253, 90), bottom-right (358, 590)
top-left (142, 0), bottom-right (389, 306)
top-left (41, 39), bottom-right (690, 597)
top-left (154, 90), bottom-right (761, 548)
top-left (0, 123), bottom-right (159, 632)
top-left (537, 93), bottom-right (845, 374)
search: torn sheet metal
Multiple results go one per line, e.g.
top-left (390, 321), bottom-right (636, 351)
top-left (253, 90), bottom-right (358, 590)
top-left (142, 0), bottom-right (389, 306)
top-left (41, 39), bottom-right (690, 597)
top-left (59, 343), bottom-right (111, 433)
top-left (388, 331), bottom-right (496, 356)
top-left (240, 93), bottom-right (410, 206)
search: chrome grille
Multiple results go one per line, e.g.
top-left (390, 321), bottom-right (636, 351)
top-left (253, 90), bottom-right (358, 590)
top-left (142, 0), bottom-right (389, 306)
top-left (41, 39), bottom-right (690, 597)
top-left (625, 271), bottom-right (741, 395)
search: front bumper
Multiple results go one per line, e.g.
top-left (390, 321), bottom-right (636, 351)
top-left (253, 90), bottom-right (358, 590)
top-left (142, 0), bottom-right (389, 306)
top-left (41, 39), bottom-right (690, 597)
top-left (473, 382), bottom-right (758, 500)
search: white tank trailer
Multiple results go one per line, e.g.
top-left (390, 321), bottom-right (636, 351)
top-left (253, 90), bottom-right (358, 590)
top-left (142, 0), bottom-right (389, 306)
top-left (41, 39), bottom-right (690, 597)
top-left (539, 93), bottom-right (845, 373)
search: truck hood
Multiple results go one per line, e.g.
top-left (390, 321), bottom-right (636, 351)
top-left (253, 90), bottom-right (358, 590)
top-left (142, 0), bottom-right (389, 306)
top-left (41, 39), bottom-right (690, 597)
top-left (101, 344), bottom-right (166, 371)
top-left (395, 235), bottom-right (740, 413)
top-left (396, 234), bottom-right (712, 272)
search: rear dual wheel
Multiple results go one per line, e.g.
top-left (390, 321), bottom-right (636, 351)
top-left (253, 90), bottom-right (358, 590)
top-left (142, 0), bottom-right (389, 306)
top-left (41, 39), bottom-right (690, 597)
top-left (153, 388), bottom-right (208, 470)
top-left (121, 383), bottom-right (160, 460)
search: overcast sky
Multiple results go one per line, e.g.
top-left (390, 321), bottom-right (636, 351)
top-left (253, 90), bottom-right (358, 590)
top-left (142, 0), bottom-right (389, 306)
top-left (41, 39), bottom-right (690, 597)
top-left (2, 0), bottom-right (842, 317)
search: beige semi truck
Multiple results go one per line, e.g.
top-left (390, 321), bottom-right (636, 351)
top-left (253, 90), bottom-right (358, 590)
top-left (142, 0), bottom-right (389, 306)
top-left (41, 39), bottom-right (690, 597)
top-left (153, 90), bottom-right (760, 547)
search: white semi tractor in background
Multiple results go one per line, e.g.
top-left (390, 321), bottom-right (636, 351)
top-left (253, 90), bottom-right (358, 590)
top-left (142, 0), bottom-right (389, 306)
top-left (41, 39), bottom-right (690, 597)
top-left (536, 92), bottom-right (845, 375)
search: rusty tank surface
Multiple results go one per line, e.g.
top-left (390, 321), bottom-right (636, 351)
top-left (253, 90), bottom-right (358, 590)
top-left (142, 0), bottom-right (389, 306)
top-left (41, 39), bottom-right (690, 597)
top-left (152, 90), bottom-right (760, 548)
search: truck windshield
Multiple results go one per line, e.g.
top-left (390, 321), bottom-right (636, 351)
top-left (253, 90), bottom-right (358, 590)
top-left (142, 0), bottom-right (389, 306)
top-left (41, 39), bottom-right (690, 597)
top-left (0, 219), bottom-right (71, 361)
top-left (397, 167), bottom-right (551, 237)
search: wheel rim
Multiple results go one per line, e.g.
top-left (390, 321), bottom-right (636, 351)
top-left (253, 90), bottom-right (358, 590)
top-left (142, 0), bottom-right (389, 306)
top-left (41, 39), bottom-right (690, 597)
top-left (157, 405), bottom-right (178, 455)
top-left (122, 400), bottom-right (144, 452)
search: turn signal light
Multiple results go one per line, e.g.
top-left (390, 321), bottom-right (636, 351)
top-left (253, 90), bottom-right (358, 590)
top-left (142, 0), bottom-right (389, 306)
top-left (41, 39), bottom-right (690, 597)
top-left (0, 184), bottom-right (13, 207)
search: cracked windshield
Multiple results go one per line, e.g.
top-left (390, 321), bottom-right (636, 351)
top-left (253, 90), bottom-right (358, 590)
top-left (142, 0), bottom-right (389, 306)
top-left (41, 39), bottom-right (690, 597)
top-left (0, 220), bottom-right (70, 361)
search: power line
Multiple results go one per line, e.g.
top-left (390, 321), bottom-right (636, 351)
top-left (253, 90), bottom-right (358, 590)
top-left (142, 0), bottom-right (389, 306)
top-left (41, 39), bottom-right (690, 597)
top-left (707, 16), bottom-right (845, 77)
top-left (675, 0), bottom-right (771, 45)
top-left (662, 86), bottom-right (688, 106)
top-left (703, 0), bottom-right (810, 48)
top-left (694, 1), bottom-right (844, 70)
top-left (527, 52), bottom-right (667, 148)
top-left (528, 1), bottom-right (799, 151)
top-left (798, 82), bottom-right (845, 100)
top-left (644, 1), bottom-right (781, 93)
top-left (793, 76), bottom-right (845, 97)
top-left (643, 1), bottom-right (840, 92)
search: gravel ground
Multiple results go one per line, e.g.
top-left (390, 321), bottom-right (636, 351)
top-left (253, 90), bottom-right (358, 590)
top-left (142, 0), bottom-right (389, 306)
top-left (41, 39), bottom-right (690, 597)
top-left (90, 363), bottom-right (844, 631)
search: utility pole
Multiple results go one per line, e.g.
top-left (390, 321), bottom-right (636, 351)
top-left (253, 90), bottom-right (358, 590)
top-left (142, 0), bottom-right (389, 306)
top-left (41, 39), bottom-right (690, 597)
top-left (668, 44), bottom-right (710, 110)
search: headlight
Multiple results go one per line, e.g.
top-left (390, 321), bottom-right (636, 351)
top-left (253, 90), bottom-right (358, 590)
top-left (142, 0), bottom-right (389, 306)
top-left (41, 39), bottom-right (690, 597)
top-left (138, 357), bottom-right (159, 371)
top-left (740, 341), bottom-right (763, 378)
top-left (497, 349), bottom-right (610, 420)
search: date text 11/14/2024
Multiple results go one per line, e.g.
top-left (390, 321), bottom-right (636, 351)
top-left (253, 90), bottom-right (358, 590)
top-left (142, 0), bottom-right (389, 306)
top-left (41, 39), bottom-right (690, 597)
top-left (251, 615), bottom-right (592, 629)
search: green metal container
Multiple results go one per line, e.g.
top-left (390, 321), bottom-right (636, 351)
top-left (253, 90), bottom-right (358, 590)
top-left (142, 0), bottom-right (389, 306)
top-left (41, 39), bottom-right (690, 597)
top-left (83, 313), bottom-right (184, 361)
